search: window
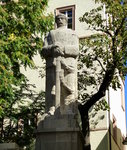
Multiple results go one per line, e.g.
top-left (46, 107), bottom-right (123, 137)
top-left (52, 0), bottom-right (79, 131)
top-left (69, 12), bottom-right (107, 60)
top-left (56, 5), bottom-right (75, 30)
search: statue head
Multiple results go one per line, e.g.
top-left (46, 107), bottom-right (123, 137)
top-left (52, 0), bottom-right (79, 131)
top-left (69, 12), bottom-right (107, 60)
top-left (55, 13), bottom-right (68, 28)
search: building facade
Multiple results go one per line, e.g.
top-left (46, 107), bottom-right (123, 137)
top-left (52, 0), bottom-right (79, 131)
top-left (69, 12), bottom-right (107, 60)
top-left (43, 0), bottom-right (127, 150)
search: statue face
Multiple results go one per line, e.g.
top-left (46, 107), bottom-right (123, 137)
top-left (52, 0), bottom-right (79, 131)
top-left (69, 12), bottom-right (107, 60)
top-left (56, 15), bottom-right (67, 28)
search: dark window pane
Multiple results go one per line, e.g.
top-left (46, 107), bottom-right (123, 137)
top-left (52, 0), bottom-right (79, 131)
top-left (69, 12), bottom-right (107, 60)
top-left (68, 10), bottom-right (72, 17)
top-left (68, 23), bottom-right (72, 29)
top-left (68, 18), bottom-right (72, 24)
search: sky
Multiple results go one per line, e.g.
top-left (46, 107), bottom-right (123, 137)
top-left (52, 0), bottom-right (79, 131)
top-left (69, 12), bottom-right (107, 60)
top-left (125, 77), bottom-right (127, 100)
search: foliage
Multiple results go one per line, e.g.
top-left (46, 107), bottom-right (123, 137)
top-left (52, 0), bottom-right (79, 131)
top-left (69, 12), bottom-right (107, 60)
top-left (78, 1), bottom-right (127, 149)
top-left (0, 90), bottom-right (45, 149)
top-left (78, 0), bottom-right (127, 108)
top-left (0, 0), bottom-right (53, 148)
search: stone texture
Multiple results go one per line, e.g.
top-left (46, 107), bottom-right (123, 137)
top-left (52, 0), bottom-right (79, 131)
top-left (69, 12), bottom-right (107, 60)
top-left (35, 128), bottom-right (84, 150)
top-left (35, 14), bottom-right (83, 150)
top-left (41, 13), bottom-right (79, 115)
top-left (0, 143), bottom-right (19, 150)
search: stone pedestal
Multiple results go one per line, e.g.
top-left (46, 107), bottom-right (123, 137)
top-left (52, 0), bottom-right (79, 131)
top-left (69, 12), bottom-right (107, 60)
top-left (35, 128), bottom-right (84, 150)
top-left (35, 114), bottom-right (84, 150)
top-left (0, 143), bottom-right (20, 150)
top-left (36, 13), bottom-right (81, 150)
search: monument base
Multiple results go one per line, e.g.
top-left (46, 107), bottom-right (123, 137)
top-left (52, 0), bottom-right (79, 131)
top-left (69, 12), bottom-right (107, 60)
top-left (35, 128), bottom-right (84, 150)
top-left (0, 143), bottom-right (20, 150)
top-left (35, 114), bottom-right (84, 150)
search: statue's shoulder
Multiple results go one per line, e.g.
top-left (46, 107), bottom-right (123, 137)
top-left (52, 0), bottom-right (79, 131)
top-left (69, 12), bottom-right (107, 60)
top-left (67, 29), bottom-right (79, 40)
top-left (66, 28), bottom-right (78, 36)
top-left (45, 30), bottom-right (55, 36)
top-left (45, 30), bottom-right (56, 40)
top-left (49, 28), bottom-right (76, 34)
top-left (49, 29), bottom-right (56, 34)
top-left (67, 28), bottom-right (75, 32)
top-left (48, 28), bottom-right (78, 39)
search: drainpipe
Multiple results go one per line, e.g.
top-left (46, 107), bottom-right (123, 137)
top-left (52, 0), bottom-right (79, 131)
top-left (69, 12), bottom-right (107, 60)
top-left (108, 89), bottom-right (112, 150)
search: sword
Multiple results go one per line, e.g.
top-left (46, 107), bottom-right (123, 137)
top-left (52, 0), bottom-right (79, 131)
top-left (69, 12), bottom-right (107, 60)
top-left (55, 55), bottom-right (61, 108)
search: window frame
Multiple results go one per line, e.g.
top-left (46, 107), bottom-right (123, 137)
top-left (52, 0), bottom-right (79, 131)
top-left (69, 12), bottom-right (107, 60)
top-left (55, 5), bottom-right (75, 30)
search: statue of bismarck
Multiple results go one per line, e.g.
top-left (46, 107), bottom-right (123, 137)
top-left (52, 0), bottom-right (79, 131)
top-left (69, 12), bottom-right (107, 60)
top-left (41, 13), bottom-right (79, 115)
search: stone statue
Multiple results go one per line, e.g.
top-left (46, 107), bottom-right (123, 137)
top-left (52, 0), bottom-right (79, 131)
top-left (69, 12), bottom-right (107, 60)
top-left (41, 13), bottom-right (79, 115)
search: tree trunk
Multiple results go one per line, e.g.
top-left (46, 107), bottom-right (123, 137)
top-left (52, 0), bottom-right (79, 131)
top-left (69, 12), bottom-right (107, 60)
top-left (78, 105), bottom-right (91, 150)
top-left (78, 62), bottom-right (116, 150)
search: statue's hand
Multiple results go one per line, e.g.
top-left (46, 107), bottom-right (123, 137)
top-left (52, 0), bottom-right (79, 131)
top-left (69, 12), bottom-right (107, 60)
top-left (53, 47), bottom-right (64, 56)
top-left (52, 43), bottom-right (64, 56)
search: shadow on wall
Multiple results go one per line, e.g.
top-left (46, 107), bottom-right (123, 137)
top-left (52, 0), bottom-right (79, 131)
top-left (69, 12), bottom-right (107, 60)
top-left (90, 120), bottom-right (126, 150)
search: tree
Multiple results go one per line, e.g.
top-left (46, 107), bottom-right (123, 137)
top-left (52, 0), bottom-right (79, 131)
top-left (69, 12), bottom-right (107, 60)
top-left (0, 0), bottom-right (53, 149)
top-left (78, 0), bottom-right (127, 149)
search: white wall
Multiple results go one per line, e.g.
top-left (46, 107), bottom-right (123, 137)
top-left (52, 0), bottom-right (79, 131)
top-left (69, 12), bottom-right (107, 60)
top-left (46, 0), bottom-right (100, 37)
top-left (109, 79), bottom-right (126, 141)
top-left (21, 0), bottom-right (127, 149)
top-left (20, 53), bottom-right (45, 92)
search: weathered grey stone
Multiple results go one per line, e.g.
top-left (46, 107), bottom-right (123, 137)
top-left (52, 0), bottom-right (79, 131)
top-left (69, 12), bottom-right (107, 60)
top-left (0, 143), bottom-right (20, 150)
top-left (35, 14), bottom-right (83, 150)
top-left (41, 13), bottom-right (79, 115)
top-left (36, 109), bottom-right (83, 150)
top-left (37, 113), bottom-right (78, 130)
top-left (35, 128), bottom-right (84, 150)
top-left (35, 113), bottom-right (84, 150)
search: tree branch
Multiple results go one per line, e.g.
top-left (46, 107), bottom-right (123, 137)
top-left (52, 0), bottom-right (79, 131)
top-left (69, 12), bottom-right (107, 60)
top-left (79, 64), bottom-right (115, 112)
top-left (115, 17), bottom-right (125, 37)
top-left (95, 56), bottom-right (106, 72)
top-left (95, 28), bottom-right (113, 37)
